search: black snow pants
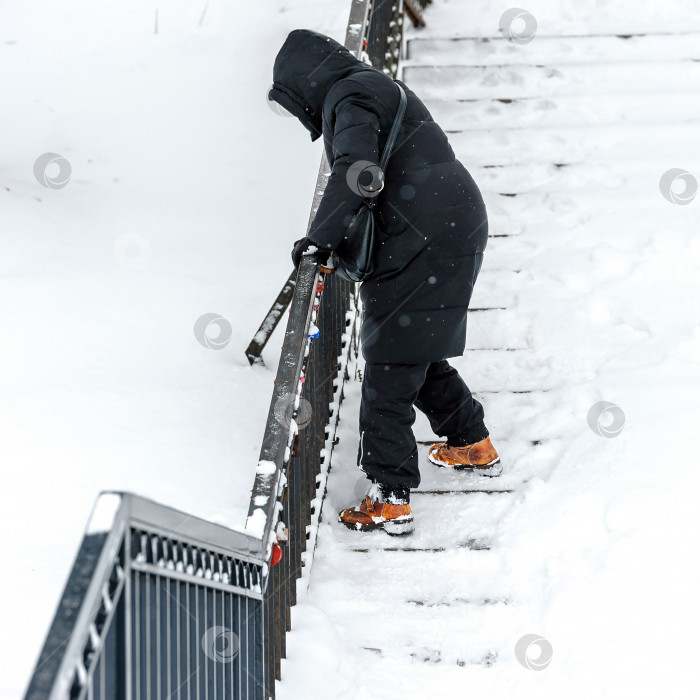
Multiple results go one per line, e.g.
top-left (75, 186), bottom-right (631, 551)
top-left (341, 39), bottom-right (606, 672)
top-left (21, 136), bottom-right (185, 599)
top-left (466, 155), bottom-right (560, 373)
top-left (357, 360), bottom-right (489, 491)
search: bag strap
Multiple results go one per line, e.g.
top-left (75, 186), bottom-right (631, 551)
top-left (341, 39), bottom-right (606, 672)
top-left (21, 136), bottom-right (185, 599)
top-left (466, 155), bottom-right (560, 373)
top-left (378, 82), bottom-right (407, 175)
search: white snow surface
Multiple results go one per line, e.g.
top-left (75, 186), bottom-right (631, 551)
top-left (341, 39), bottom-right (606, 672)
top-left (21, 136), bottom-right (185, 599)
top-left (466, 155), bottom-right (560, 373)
top-left (2, 0), bottom-right (700, 698)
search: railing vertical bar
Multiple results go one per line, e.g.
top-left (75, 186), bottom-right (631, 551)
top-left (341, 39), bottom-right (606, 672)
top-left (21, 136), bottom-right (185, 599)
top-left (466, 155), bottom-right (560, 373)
top-left (272, 556), bottom-right (279, 683)
top-left (176, 576), bottom-right (181, 700)
top-left (211, 579), bottom-right (216, 700)
top-left (280, 550), bottom-right (286, 673)
top-left (166, 571), bottom-right (171, 700)
top-left (254, 591), bottom-right (258, 700)
top-left (125, 533), bottom-right (132, 700)
top-left (313, 323), bottom-right (325, 498)
top-left (100, 641), bottom-right (105, 699)
top-left (236, 596), bottom-right (242, 700)
top-left (145, 571), bottom-right (151, 700)
top-left (216, 575), bottom-right (220, 699)
top-left (265, 569), bottom-right (271, 696)
top-left (260, 586), bottom-right (266, 699)
top-left (156, 570), bottom-right (161, 700)
top-left (195, 580), bottom-right (200, 700)
top-left (267, 567), bottom-right (275, 697)
top-left (294, 454), bottom-right (303, 586)
top-left (275, 561), bottom-right (282, 681)
top-left (220, 589), bottom-right (225, 699)
top-left (245, 592), bottom-right (252, 700)
top-left (281, 488), bottom-right (293, 624)
top-left (220, 587), bottom-right (225, 698)
top-left (293, 450), bottom-right (301, 587)
top-left (229, 593), bottom-right (234, 700)
top-left (204, 581), bottom-right (209, 700)
top-left (285, 530), bottom-right (292, 632)
top-left (134, 567), bottom-right (140, 700)
top-left (216, 586), bottom-right (221, 698)
top-left (234, 591), bottom-right (238, 700)
top-left (186, 581), bottom-right (192, 700)
top-left (224, 589), bottom-right (229, 698)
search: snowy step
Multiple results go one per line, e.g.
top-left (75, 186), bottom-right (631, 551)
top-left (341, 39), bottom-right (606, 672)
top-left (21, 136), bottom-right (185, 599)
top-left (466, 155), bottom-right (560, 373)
top-left (486, 220), bottom-right (527, 237)
top-left (474, 162), bottom-right (615, 196)
top-left (447, 349), bottom-right (559, 394)
top-left (324, 492), bottom-right (514, 551)
top-left (481, 187), bottom-right (697, 233)
top-left (423, 92), bottom-right (700, 130)
top-left (470, 156), bottom-right (700, 195)
top-left (361, 644), bottom-right (500, 668)
top-left (464, 307), bottom-right (529, 350)
top-left (417, 391), bottom-right (569, 457)
top-left (406, 32), bottom-right (700, 66)
top-left (325, 432), bottom-right (545, 502)
top-left (411, 442), bottom-right (552, 494)
top-left (469, 269), bottom-right (520, 308)
top-left (306, 546), bottom-right (517, 665)
top-left (310, 546), bottom-right (510, 605)
top-left (478, 234), bottom-right (531, 268)
top-left (403, 61), bottom-right (700, 100)
top-left (446, 122), bottom-right (700, 167)
top-left (404, 595), bottom-right (511, 607)
top-left (342, 600), bottom-right (510, 666)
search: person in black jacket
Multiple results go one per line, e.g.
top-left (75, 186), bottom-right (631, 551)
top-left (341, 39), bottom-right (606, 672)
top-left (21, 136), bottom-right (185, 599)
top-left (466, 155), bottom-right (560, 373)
top-left (269, 29), bottom-right (500, 535)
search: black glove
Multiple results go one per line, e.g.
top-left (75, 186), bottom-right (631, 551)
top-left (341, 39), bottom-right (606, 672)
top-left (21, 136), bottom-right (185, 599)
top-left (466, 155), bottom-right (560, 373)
top-left (291, 237), bottom-right (325, 268)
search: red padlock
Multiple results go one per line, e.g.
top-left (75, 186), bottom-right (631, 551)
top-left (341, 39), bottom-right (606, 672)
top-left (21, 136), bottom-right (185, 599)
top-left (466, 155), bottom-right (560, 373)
top-left (270, 539), bottom-right (283, 567)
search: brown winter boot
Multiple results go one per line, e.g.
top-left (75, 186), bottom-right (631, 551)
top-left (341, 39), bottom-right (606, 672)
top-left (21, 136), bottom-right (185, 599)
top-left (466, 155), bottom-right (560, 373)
top-left (338, 488), bottom-right (414, 536)
top-left (428, 436), bottom-right (501, 476)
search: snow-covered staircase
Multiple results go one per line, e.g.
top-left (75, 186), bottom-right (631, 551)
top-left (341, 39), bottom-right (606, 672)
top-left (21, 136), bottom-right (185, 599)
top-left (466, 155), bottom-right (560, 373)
top-left (279, 9), bottom-right (700, 699)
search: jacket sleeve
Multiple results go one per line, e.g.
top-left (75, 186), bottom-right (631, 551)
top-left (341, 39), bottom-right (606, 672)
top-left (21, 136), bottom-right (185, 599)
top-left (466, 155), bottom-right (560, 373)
top-left (306, 94), bottom-right (380, 251)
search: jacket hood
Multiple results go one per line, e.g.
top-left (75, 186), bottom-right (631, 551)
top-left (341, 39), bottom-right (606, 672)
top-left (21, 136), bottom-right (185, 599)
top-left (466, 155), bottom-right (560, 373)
top-left (269, 29), bottom-right (372, 141)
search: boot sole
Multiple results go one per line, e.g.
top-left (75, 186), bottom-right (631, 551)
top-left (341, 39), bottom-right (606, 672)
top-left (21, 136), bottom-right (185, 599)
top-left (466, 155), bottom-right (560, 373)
top-left (340, 517), bottom-right (415, 536)
top-left (383, 520), bottom-right (415, 536)
top-left (428, 453), bottom-right (503, 477)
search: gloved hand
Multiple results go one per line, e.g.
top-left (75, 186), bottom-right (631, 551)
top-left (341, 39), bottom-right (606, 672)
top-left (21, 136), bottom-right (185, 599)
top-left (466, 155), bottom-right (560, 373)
top-left (291, 237), bottom-right (325, 268)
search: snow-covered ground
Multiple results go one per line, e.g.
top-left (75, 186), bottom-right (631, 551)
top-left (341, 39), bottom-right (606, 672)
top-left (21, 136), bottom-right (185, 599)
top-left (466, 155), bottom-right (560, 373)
top-left (2, 0), bottom-right (700, 698)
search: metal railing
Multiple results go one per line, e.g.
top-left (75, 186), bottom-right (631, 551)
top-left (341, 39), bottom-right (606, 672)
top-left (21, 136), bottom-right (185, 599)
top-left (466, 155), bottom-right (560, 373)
top-left (24, 1), bottom-right (413, 697)
top-left (24, 493), bottom-right (265, 700)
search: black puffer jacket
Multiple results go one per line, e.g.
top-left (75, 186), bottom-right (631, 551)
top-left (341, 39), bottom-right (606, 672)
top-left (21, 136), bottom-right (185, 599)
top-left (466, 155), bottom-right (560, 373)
top-left (269, 29), bottom-right (488, 364)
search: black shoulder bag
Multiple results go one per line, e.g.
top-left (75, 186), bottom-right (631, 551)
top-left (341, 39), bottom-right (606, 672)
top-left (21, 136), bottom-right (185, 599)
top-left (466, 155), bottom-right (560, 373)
top-left (331, 82), bottom-right (407, 283)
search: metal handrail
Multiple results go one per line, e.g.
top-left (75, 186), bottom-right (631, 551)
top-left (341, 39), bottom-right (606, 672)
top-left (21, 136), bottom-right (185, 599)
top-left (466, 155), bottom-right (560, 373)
top-left (244, 0), bottom-right (373, 557)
